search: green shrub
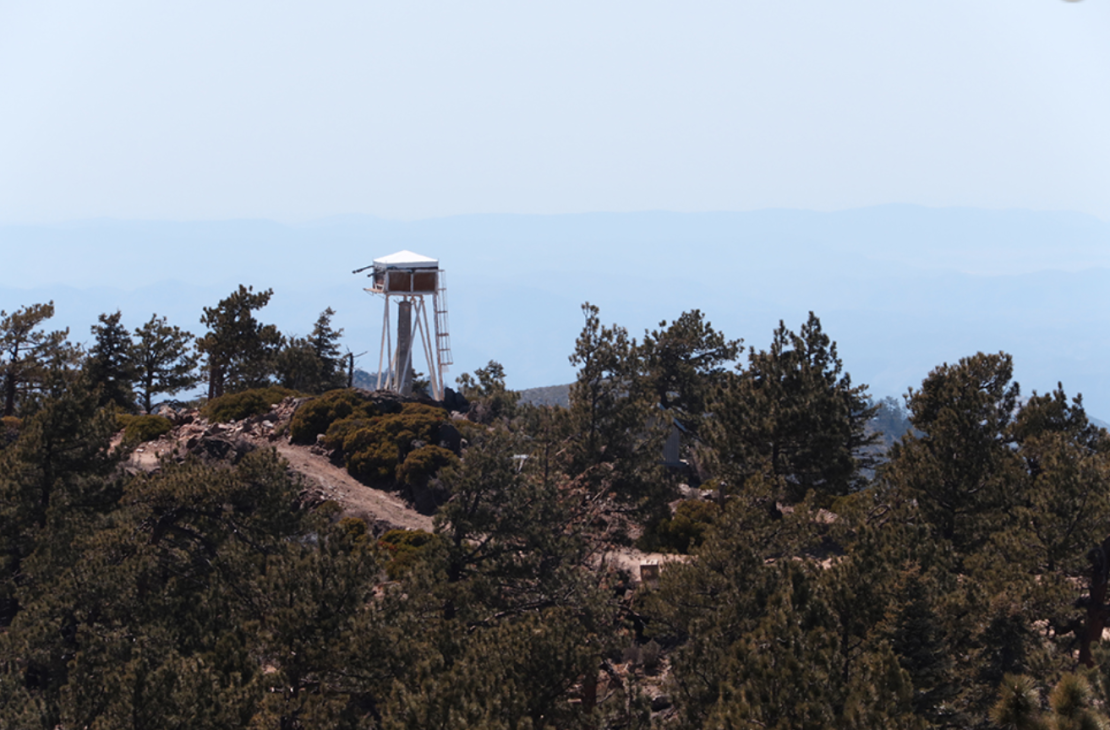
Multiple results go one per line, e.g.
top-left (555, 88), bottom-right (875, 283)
top-left (397, 445), bottom-right (459, 487)
top-left (321, 416), bottom-right (374, 451)
top-left (201, 386), bottom-right (298, 423)
top-left (337, 403), bottom-right (449, 484)
top-left (639, 499), bottom-right (719, 554)
top-left (378, 529), bottom-right (440, 580)
top-left (379, 528), bottom-right (437, 552)
top-left (290, 389), bottom-right (379, 444)
top-left (347, 438), bottom-right (400, 482)
top-left (397, 402), bottom-right (448, 421)
top-left (1, 416), bottom-right (21, 448)
top-left (120, 414), bottom-right (173, 444)
top-left (337, 516), bottom-right (372, 548)
top-left (640, 639), bottom-right (662, 672)
top-left (452, 418), bottom-right (486, 445)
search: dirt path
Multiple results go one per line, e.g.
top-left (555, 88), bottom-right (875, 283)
top-left (123, 405), bottom-right (663, 571)
top-left (270, 440), bottom-right (434, 533)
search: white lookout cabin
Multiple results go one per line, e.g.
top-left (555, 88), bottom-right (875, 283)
top-left (368, 250), bottom-right (440, 295)
top-left (357, 250), bottom-right (452, 401)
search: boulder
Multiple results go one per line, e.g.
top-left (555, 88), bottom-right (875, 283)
top-left (442, 386), bottom-right (469, 413)
top-left (437, 422), bottom-right (463, 455)
top-left (188, 434), bottom-right (256, 464)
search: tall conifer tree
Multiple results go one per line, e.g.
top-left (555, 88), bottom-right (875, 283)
top-left (197, 285), bottom-right (281, 399)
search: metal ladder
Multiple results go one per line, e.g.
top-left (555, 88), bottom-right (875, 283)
top-left (435, 271), bottom-right (453, 369)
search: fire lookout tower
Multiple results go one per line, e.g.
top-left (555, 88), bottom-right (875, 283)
top-left (354, 250), bottom-right (453, 401)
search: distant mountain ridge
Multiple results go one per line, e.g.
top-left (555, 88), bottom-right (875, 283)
top-left (517, 384), bottom-right (571, 408)
top-left (3, 206), bottom-right (1109, 415)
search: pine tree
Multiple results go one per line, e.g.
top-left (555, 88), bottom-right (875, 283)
top-left (197, 285), bottom-right (281, 399)
top-left (884, 352), bottom-right (1023, 553)
top-left (0, 302), bottom-right (71, 417)
top-left (710, 312), bottom-right (877, 503)
top-left (891, 573), bottom-right (957, 723)
top-left (639, 309), bottom-right (742, 433)
top-left (456, 360), bottom-right (519, 422)
top-left (275, 335), bottom-right (324, 393)
top-left (567, 302), bottom-right (663, 510)
top-left (132, 314), bottom-right (199, 413)
top-left (991, 673), bottom-right (1109, 730)
top-left (274, 308), bottom-right (346, 395)
top-left (434, 426), bottom-right (594, 619)
top-left (309, 307), bottom-right (345, 391)
top-left (86, 310), bottom-right (137, 411)
top-left (0, 378), bottom-right (120, 630)
top-left (1010, 386), bottom-right (1110, 574)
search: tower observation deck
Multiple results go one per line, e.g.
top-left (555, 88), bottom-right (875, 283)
top-left (355, 250), bottom-right (452, 401)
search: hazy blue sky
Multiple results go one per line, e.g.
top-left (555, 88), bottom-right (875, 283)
top-left (2, 0), bottom-right (1108, 222)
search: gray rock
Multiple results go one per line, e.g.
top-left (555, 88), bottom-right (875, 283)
top-left (190, 435), bottom-right (256, 464)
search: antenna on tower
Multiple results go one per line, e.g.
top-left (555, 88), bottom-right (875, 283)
top-left (355, 250), bottom-right (452, 401)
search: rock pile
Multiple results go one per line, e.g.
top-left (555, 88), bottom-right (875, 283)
top-left (127, 396), bottom-right (309, 471)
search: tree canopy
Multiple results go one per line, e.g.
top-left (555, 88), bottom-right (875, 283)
top-left (86, 310), bottom-right (138, 411)
top-left (3, 293), bottom-right (1110, 730)
top-left (0, 302), bottom-right (71, 417)
top-left (132, 313), bottom-right (200, 412)
top-left (197, 285), bottom-right (282, 399)
top-left (710, 311), bottom-right (878, 503)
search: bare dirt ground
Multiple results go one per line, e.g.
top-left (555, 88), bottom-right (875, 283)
top-left (121, 409), bottom-right (433, 534)
top-left (268, 439), bottom-right (433, 533)
top-left (597, 547), bottom-right (690, 584)
top-left (272, 436), bottom-right (669, 578)
top-left (125, 401), bottom-right (667, 578)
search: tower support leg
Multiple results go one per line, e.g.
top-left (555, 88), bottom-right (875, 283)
top-left (396, 300), bottom-right (414, 396)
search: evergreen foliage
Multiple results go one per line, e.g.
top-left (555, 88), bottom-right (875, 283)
top-left (457, 359), bottom-right (519, 423)
top-left (567, 303), bottom-right (666, 514)
top-left (710, 312), bottom-right (878, 503)
top-left (117, 413), bottom-right (173, 444)
top-left (289, 388), bottom-right (380, 444)
top-left (639, 308), bottom-right (742, 433)
top-left (339, 404), bottom-right (449, 483)
top-left (276, 308), bottom-right (346, 394)
top-left (885, 352), bottom-right (1023, 552)
top-left (86, 310), bottom-right (138, 411)
top-left (397, 444), bottom-right (458, 487)
top-left (0, 302), bottom-right (72, 417)
top-left (638, 499), bottom-right (719, 554)
top-left (0, 415), bottom-right (20, 448)
top-left (132, 313), bottom-right (199, 413)
top-left (378, 529), bottom-right (440, 580)
top-left (200, 385), bottom-right (297, 423)
top-left (991, 674), bottom-right (1109, 730)
top-left (6, 293), bottom-right (1110, 730)
top-left (197, 285), bottom-right (282, 399)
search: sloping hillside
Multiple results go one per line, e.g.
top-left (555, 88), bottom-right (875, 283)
top-left (125, 397), bottom-right (433, 534)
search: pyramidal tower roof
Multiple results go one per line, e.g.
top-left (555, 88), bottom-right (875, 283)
top-left (373, 250), bottom-right (438, 268)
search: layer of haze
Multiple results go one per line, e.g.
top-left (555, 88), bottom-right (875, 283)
top-left (2, 3), bottom-right (1108, 418)
top-left (1, 0), bottom-right (1108, 221)
top-left (3, 209), bottom-right (1110, 418)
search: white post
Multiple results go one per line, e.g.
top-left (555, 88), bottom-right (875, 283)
top-left (396, 299), bottom-right (414, 396)
top-left (376, 296), bottom-right (390, 391)
top-left (416, 298), bottom-right (440, 400)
